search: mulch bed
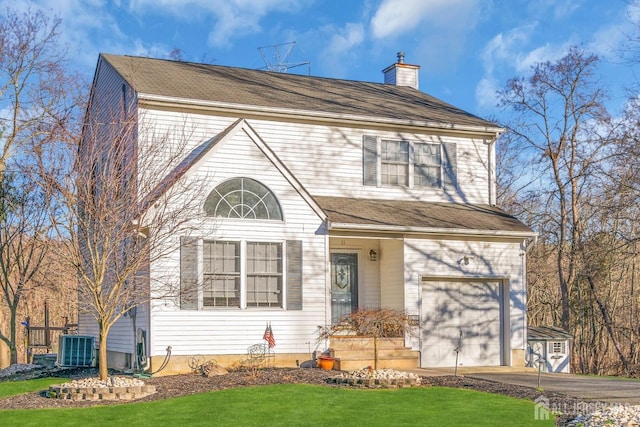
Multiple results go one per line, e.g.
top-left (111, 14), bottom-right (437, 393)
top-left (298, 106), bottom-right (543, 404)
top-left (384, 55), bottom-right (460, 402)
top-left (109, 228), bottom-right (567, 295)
top-left (0, 367), bottom-right (578, 425)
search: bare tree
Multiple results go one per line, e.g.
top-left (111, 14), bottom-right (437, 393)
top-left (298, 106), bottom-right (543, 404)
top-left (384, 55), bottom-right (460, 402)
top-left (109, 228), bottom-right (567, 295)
top-left (496, 46), bottom-right (640, 375)
top-left (0, 8), bottom-right (83, 365)
top-left (0, 171), bottom-right (55, 364)
top-left (0, 8), bottom-right (78, 178)
top-left (46, 90), bottom-right (208, 379)
top-left (498, 47), bottom-right (612, 332)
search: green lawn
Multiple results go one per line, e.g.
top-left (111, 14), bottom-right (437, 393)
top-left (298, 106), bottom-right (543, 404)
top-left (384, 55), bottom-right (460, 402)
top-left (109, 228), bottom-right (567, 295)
top-left (0, 378), bottom-right (69, 398)
top-left (0, 382), bottom-right (554, 426)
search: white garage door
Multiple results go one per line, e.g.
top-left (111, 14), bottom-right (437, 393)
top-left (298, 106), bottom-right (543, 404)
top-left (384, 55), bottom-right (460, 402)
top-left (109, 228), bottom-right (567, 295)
top-left (421, 281), bottom-right (503, 367)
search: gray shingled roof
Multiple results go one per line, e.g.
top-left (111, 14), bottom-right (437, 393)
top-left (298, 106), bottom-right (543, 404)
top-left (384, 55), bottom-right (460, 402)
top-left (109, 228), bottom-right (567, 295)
top-left (314, 196), bottom-right (533, 234)
top-left (528, 326), bottom-right (573, 341)
top-left (100, 53), bottom-right (498, 130)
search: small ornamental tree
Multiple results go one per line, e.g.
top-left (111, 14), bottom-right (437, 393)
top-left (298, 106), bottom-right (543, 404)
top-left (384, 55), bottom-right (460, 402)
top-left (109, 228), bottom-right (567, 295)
top-left (47, 99), bottom-right (209, 380)
top-left (318, 308), bottom-right (417, 370)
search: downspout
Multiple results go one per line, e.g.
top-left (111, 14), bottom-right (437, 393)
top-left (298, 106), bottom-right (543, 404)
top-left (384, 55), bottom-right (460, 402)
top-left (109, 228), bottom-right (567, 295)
top-left (521, 236), bottom-right (538, 365)
top-left (325, 221), bottom-right (331, 330)
top-left (488, 137), bottom-right (497, 206)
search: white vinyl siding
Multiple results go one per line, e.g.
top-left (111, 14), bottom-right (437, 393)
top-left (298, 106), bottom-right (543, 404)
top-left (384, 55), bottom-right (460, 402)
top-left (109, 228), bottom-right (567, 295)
top-left (78, 58), bottom-right (139, 344)
top-left (379, 239), bottom-right (404, 310)
top-left (136, 110), bottom-right (491, 204)
top-left (147, 122), bottom-right (327, 356)
top-left (106, 303), bottom-right (150, 355)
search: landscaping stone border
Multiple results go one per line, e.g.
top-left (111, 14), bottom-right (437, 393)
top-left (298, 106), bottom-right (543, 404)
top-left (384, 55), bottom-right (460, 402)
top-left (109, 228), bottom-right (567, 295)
top-left (327, 376), bottom-right (420, 389)
top-left (47, 384), bottom-right (156, 401)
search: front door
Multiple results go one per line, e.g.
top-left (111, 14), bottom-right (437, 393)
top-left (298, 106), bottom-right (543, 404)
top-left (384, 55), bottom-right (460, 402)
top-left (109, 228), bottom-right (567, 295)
top-left (331, 253), bottom-right (358, 324)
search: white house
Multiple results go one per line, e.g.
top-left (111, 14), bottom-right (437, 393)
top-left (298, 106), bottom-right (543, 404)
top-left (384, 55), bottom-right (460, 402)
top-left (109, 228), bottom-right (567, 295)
top-left (79, 52), bottom-right (535, 374)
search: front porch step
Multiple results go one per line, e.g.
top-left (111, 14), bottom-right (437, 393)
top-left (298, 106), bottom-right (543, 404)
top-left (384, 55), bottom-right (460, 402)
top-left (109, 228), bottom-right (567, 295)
top-left (329, 336), bottom-right (419, 371)
top-left (331, 337), bottom-right (406, 351)
top-left (333, 348), bottom-right (417, 359)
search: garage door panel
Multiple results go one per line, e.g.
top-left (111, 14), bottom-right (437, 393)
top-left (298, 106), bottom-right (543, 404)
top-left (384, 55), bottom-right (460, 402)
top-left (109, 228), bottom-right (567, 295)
top-left (421, 281), bottom-right (503, 368)
top-left (423, 305), bottom-right (461, 325)
top-left (464, 314), bottom-right (501, 337)
top-left (422, 341), bottom-right (459, 366)
top-left (462, 343), bottom-right (502, 366)
top-left (434, 325), bottom-right (463, 341)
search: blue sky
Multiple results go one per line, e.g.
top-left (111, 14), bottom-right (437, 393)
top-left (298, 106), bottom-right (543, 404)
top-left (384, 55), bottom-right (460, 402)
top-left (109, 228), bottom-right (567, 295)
top-left (9, 0), bottom-right (640, 117)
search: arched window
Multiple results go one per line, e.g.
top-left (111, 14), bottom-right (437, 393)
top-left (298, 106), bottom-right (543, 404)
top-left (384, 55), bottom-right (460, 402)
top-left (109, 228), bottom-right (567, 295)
top-left (204, 177), bottom-right (283, 220)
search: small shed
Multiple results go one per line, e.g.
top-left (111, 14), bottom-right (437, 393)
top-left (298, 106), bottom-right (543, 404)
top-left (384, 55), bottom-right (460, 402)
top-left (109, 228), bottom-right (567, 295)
top-left (526, 326), bottom-right (572, 373)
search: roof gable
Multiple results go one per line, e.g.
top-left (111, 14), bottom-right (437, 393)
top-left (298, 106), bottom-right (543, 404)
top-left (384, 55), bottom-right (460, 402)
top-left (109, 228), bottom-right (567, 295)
top-left (143, 118), bottom-right (325, 220)
top-left (100, 53), bottom-right (499, 132)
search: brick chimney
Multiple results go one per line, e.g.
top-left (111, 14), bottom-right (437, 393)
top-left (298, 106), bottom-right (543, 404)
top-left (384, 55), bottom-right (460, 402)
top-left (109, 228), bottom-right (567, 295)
top-left (382, 51), bottom-right (420, 90)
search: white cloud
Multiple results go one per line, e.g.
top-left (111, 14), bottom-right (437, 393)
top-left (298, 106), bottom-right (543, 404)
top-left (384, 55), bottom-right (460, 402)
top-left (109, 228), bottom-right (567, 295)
top-left (0, 0), bottom-right (309, 68)
top-left (0, 0), bottom-right (130, 69)
top-left (316, 22), bottom-right (366, 78)
top-left (370, 0), bottom-right (481, 40)
top-left (369, 0), bottom-right (487, 77)
top-left (588, 6), bottom-right (637, 60)
top-left (526, 0), bottom-right (581, 20)
top-left (476, 25), bottom-right (570, 110)
top-left (475, 77), bottom-right (499, 110)
top-left (480, 25), bottom-right (569, 75)
top-left (129, 0), bottom-right (308, 48)
top-left (481, 27), bottom-right (532, 75)
top-left (515, 44), bottom-right (569, 73)
top-left (324, 23), bottom-right (365, 57)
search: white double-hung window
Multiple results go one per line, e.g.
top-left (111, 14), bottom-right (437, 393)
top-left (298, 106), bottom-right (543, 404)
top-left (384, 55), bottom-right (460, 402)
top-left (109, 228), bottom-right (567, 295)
top-left (200, 240), bottom-right (282, 308)
top-left (380, 140), bottom-right (410, 186)
top-left (364, 135), bottom-right (457, 190)
top-left (180, 177), bottom-right (302, 311)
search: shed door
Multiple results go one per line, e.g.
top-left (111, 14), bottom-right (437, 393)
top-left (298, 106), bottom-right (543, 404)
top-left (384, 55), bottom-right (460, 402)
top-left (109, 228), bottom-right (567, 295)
top-left (421, 281), bottom-right (503, 367)
top-left (547, 341), bottom-right (569, 373)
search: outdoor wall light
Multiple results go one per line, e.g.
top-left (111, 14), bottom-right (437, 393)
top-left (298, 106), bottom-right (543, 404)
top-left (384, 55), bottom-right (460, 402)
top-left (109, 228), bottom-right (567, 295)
top-left (458, 256), bottom-right (470, 266)
top-left (369, 250), bottom-right (377, 261)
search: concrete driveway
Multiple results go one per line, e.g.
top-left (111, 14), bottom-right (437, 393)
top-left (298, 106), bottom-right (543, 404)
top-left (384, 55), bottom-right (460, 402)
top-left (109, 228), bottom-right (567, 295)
top-left (468, 372), bottom-right (640, 405)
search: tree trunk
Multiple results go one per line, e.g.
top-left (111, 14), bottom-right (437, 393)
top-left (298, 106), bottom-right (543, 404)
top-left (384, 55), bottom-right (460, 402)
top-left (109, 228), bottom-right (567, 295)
top-left (587, 276), bottom-right (629, 374)
top-left (9, 314), bottom-right (17, 365)
top-left (98, 323), bottom-right (109, 380)
top-left (373, 336), bottom-right (378, 371)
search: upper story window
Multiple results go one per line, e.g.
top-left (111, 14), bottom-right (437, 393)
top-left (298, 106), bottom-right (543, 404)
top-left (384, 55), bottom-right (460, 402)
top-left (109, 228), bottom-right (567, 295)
top-left (204, 177), bottom-right (283, 220)
top-left (363, 135), bottom-right (457, 190)
top-left (381, 140), bottom-right (409, 186)
top-left (414, 143), bottom-right (442, 188)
